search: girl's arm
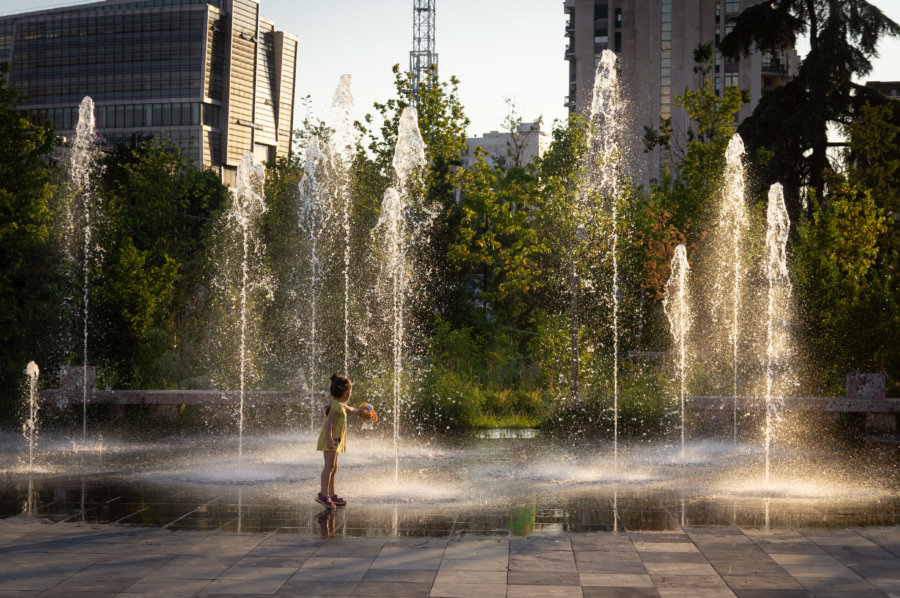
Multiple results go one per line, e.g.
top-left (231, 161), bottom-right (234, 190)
top-left (345, 404), bottom-right (362, 416)
top-left (324, 409), bottom-right (338, 449)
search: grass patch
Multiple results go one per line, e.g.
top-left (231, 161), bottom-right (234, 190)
top-left (470, 412), bottom-right (541, 429)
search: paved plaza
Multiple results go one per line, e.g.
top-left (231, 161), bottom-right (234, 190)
top-left (1, 516), bottom-right (899, 598)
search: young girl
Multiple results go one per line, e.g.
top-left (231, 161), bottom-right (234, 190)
top-left (315, 374), bottom-right (363, 509)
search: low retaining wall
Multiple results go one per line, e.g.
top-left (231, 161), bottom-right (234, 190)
top-left (41, 389), bottom-right (311, 407)
top-left (687, 396), bottom-right (899, 435)
top-left (687, 396), bottom-right (900, 413)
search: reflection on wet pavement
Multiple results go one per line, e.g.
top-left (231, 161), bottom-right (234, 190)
top-left (1, 430), bottom-right (897, 537)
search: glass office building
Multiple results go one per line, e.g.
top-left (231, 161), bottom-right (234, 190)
top-left (0, 0), bottom-right (297, 182)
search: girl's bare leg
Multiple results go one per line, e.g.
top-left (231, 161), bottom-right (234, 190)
top-left (320, 452), bottom-right (337, 496)
top-left (328, 454), bottom-right (339, 497)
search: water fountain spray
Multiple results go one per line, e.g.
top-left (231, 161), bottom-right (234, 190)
top-left (377, 107), bottom-right (426, 486)
top-left (231, 154), bottom-right (266, 459)
top-left (764, 183), bottom-right (790, 485)
top-left (586, 50), bottom-right (624, 467)
top-left (68, 97), bottom-right (99, 442)
top-left (299, 138), bottom-right (326, 431)
top-left (329, 75), bottom-right (355, 374)
top-left (23, 362), bottom-right (40, 473)
top-left (663, 245), bottom-right (690, 456)
top-left (717, 134), bottom-right (749, 444)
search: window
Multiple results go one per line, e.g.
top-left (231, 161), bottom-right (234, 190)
top-left (660, 0), bottom-right (672, 120)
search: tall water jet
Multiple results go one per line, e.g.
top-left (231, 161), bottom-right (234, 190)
top-left (299, 138), bottom-right (326, 430)
top-left (663, 245), bottom-right (691, 456)
top-left (230, 154), bottom-right (267, 459)
top-left (376, 107), bottom-right (426, 485)
top-left (68, 97), bottom-right (99, 442)
top-left (586, 49), bottom-right (624, 466)
top-left (764, 183), bottom-right (791, 485)
top-left (328, 75), bottom-right (355, 373)
top-left (23, 362), bottom-right (40, 473)
top-left (715, 134), bottom-right (749, 444)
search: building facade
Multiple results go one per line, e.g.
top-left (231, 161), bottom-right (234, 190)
top-left (866, 81), bottom-right (900, 101)
top-left (462, 123), bottom-right (551, 170)
top-left (0, 0), bottom-right (297, 183)
top-left (564, 0), bottom-right (797, 178)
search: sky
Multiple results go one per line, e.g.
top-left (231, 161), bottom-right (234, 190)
top-left (0, 0), bottom-right (899, 138)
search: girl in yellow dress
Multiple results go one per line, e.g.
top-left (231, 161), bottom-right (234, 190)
top-left (315, 374), bottom-right (363, 509)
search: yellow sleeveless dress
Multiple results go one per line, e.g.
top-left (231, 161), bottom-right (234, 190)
top-left (316, 399), bottom-right (347, 453)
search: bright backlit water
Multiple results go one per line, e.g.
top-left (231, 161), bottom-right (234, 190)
top-left (1, 431), bottom-right (897, 536)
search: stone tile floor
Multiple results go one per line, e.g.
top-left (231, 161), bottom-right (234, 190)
top-left (1, 516), bottom-right (899, 598)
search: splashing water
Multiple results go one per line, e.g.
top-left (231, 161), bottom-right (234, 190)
top-left (299, 138), bottom-right (326, 430)
top-left (23, 362), bottom-right (40, 473)
top-left (68, 97), bottom-right (99, 443)
top-left (377, 107), bottom-right (426, 486)
top-left (586, 50), bottom-right (624, 468)
top-left (378, 186), bottom-right (404, 485)
top-left (663, 245), bottom-right (691, 456)
top-left (231, 154), bottom-right (267, 460)
top-left (328, 75), bottom-right (355, 373)
top-left (716, 134), bottom-right (749, 444)
top-left (764, 183), bottom-right (791, 485)
top-left (393, 108), bottom-right (426, 191)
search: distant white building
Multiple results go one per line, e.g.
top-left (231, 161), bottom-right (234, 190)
top-left (462, 122), bottom-right (551, 170)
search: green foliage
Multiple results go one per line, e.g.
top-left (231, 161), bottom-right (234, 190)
top-left (646, 45), bottom-right (746, 245)
top-left (0, 65), bottom-right (61, 415)
top-left (722, 0), bottom-right (900, 219)
top-left (95, 139), bottom-right (228, 388)
top-left (794, 178), bottom-right (890, 391)
top-left (5, 48), bottom-right (900, 434)
top-left (411, 366), bottom-right (484, 432)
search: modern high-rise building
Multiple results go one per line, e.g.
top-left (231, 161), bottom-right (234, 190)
top-left (564, 0), bottom-right (797, 178)
top-left (0, 0), bottom-right (297, 183)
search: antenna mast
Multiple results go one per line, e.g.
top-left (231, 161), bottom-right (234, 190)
top-left (409, 0), bottom-right (437, 105)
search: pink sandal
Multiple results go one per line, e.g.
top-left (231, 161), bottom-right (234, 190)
top-left (315, 493), bottom-right (335, 509)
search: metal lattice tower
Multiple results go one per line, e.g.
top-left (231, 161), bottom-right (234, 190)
top-left (409, 0), bottom-right (437, 105)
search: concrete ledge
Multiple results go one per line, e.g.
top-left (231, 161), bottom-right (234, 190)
top-left (688, 396), bottom-right (900, 413)
top-left (41, 389), bottom-right (320, 406)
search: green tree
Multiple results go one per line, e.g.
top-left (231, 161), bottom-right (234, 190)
top-left (721, 0), bottom-right (900, 220)
top-left (794, 177), bottom-right (888, 391)
top-left (645, 43), bottom-right (746, 244)
top-left (637, 45), bottom-right (746, 350)
top-left (356, 65), bottom-right (470, 330)
top-left (96, 139), bottom-right (228, 387)
top-left (0, 65), bottom-right (61, 414)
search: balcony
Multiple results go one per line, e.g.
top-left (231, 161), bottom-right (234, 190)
top-left (761, 61), bottom-right (787, 75)
top-left (565, 44), bottom-right (575, 59)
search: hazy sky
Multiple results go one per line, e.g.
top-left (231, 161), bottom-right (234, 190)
top-left (1, 0), bottom-right (898, 138)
